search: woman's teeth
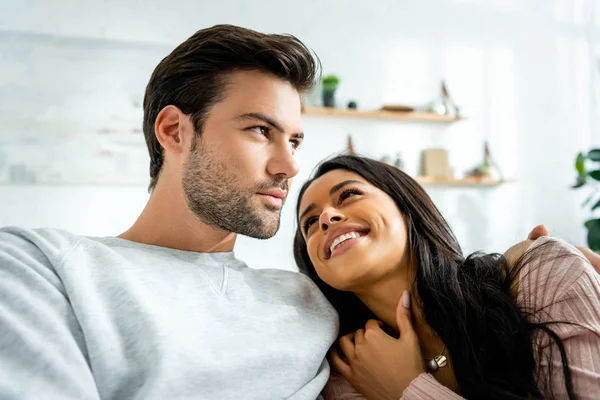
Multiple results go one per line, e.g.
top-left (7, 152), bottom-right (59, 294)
top-left (330, 231), bottom-right (362, 254)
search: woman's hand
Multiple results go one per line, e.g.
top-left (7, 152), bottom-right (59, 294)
top-left (528, 224), bottom-right (600, 273)
top-left (330, 291), bottom-right (426, 400)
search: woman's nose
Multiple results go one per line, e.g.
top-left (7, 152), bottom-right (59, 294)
top-left (319, 208), bottom-right (344, 231)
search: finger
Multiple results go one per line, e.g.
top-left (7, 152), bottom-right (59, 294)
top-left (396, 290), bottom-right (417, 341)
top-left (576, 246), bottom-right (600, 274)
top-left (354, 328), bottom-right (365, 344)
top-left (338, 333), bottom-right (356, 359)
top-left (330, 346), bottom-right (352, 378)
top-left (528, 224), bottom-right (549, 240)
top-left (365, 318), bottom-right (385, 333)
top-left (365, 319), bottom-right (398, 340)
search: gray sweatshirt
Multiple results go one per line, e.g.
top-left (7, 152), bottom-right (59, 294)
top-left (0, 227), bottom-right (339, 400)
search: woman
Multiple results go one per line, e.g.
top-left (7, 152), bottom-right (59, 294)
top-left (293, 155), bottom-right (600, 399)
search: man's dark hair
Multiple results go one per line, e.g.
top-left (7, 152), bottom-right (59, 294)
top-left (142, 24), bottom-right (319, 191)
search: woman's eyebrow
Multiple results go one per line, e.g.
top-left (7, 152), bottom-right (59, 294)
top-left (299, 180), bottom-right (365, 221)
top-left (328, 180), bottom-right (364, 196)
top-left (299, 204), bottom-right (315, 223)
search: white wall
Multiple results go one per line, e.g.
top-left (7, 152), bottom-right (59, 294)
top-left (0, 0), bottom-right (598, 271)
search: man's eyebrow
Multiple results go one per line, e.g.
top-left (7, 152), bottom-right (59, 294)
top-left (299, 180), bottom-right (365, 222)
top-left (234, 112), bottom-right (284, 131)
top-left (234, 112), bottom-right (304, 138)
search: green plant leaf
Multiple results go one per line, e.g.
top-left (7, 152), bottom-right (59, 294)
top-left (575, 152), bottom-right (586, 176)
top-left (322, 75), bottom-right (340, 85)
top-left (588, 149), bottom-right (600, 162)
top-left (587, 219), bottom-right (600, 251)
top-left (589, 170), bottom-right (600, 181)
top-left (585, 218), bottom-right (600, 229)
top-left (583, 191), bottom-right (597, 207)
top-left (572, 176), bottom-right (586, 188)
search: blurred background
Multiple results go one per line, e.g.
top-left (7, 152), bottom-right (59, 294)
top-left (0, 0), bottom-right (598, 271)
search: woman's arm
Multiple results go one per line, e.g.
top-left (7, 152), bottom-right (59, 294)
top-left (323, 371), bottom-right (464, 400)
top-left (518, 237), bottom-right (600, 398)
top-left (322, 372), bottom-right (366, 400)
top-left (527, 224), bottom-right (600, 273)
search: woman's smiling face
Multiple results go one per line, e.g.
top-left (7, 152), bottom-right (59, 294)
top-left (298, 169), bottom-right (410, 291)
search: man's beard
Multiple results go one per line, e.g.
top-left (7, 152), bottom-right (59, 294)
top-left (182, 139), bottom-right (288, 239)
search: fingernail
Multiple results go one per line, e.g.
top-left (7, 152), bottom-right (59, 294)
top-left (402, 290), bottom-right (410, 308)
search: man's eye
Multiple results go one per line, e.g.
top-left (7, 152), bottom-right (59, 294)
top-left (249, 126), bottom-right (269, 136)
top-left (290, 140), bottom-right (302, 151)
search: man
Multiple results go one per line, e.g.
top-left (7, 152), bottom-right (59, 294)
top-left (1, 24), bottom-right (598, 400)
top-left (0, 25), bottom-right (337, 400)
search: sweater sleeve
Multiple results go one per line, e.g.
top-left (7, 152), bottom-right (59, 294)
top-left (404, 238), bottom-right (600, 399)
top-left (322, 371), bottom-right (464, 400)
top-left (0, 229), bottom-right (100, 399)
top-left (519, 237), bottom-right (600, 399)
top-left (401, 374), bottom-right (464, 399)
top-left (321, 372), bottom-right (367, 399)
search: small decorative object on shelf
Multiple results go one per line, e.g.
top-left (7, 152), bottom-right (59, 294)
top-left (466, 141), bottom-right (503, 181)
top-left (380, 155), bottom-right (392, 165)
top-left (415, 142), bottom-right (506, 187)
top-left (347, 134), bottom-right (357, 155)
top-left (420, 149), bottom-right (453, 179)
top-left (394, 152), bottom-right (404, 170)
top-left (321, 75), bottom-right (340, 108)
top-left (425, 81), bottom-right (460, 119)
top-left (381, 104), bottom-right (414, 112)
top-left (347, 100), bottom-right (358, 109)
top-left (379, 152), bottom-right (405, 170)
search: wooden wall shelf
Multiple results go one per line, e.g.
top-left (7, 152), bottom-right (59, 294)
top-left (302, 107), bottom-right (461, 123)
top-left (416, 177), bottom-right (506, 186)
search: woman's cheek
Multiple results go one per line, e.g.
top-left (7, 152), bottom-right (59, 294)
top-left (307, 238), bottom-right (320, 264)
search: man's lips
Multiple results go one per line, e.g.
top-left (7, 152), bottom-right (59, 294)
top-left (258, 189), bottom-right (287, 199)
top-left (257, 189), bottom-right (287, 208)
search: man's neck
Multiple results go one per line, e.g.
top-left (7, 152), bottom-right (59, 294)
top-left (119, 180), bottom-right (236, 253)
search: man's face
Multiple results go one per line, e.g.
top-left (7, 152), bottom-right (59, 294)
top-left (182, 70), bottom-right (304, 239)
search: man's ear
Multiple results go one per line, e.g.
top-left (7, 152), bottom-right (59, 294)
top-left (154, 105), bottom-right (194, 155)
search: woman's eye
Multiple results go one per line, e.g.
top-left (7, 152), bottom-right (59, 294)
top-left (303, 217), bottom-right (318, 234)
top-left (339, 188), bottom-right (362, 203)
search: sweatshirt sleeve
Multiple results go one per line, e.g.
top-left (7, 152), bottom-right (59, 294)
top-left (0, 229), bottom-right (100, 399)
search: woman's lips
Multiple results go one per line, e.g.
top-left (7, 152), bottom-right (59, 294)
top-left (329, 233), bottom-right (367, 259)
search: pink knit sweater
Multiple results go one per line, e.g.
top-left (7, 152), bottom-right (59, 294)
top-left (322, 237), bottom-right (600, 399)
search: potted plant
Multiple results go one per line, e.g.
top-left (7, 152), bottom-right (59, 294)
top-left (572, 148), bottom-right (600, 250)
top-left (322, 75), bottom-right (340, 108)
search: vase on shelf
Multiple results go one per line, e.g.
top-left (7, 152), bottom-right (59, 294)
top-left (321, 75), bottom-right (340, 108)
